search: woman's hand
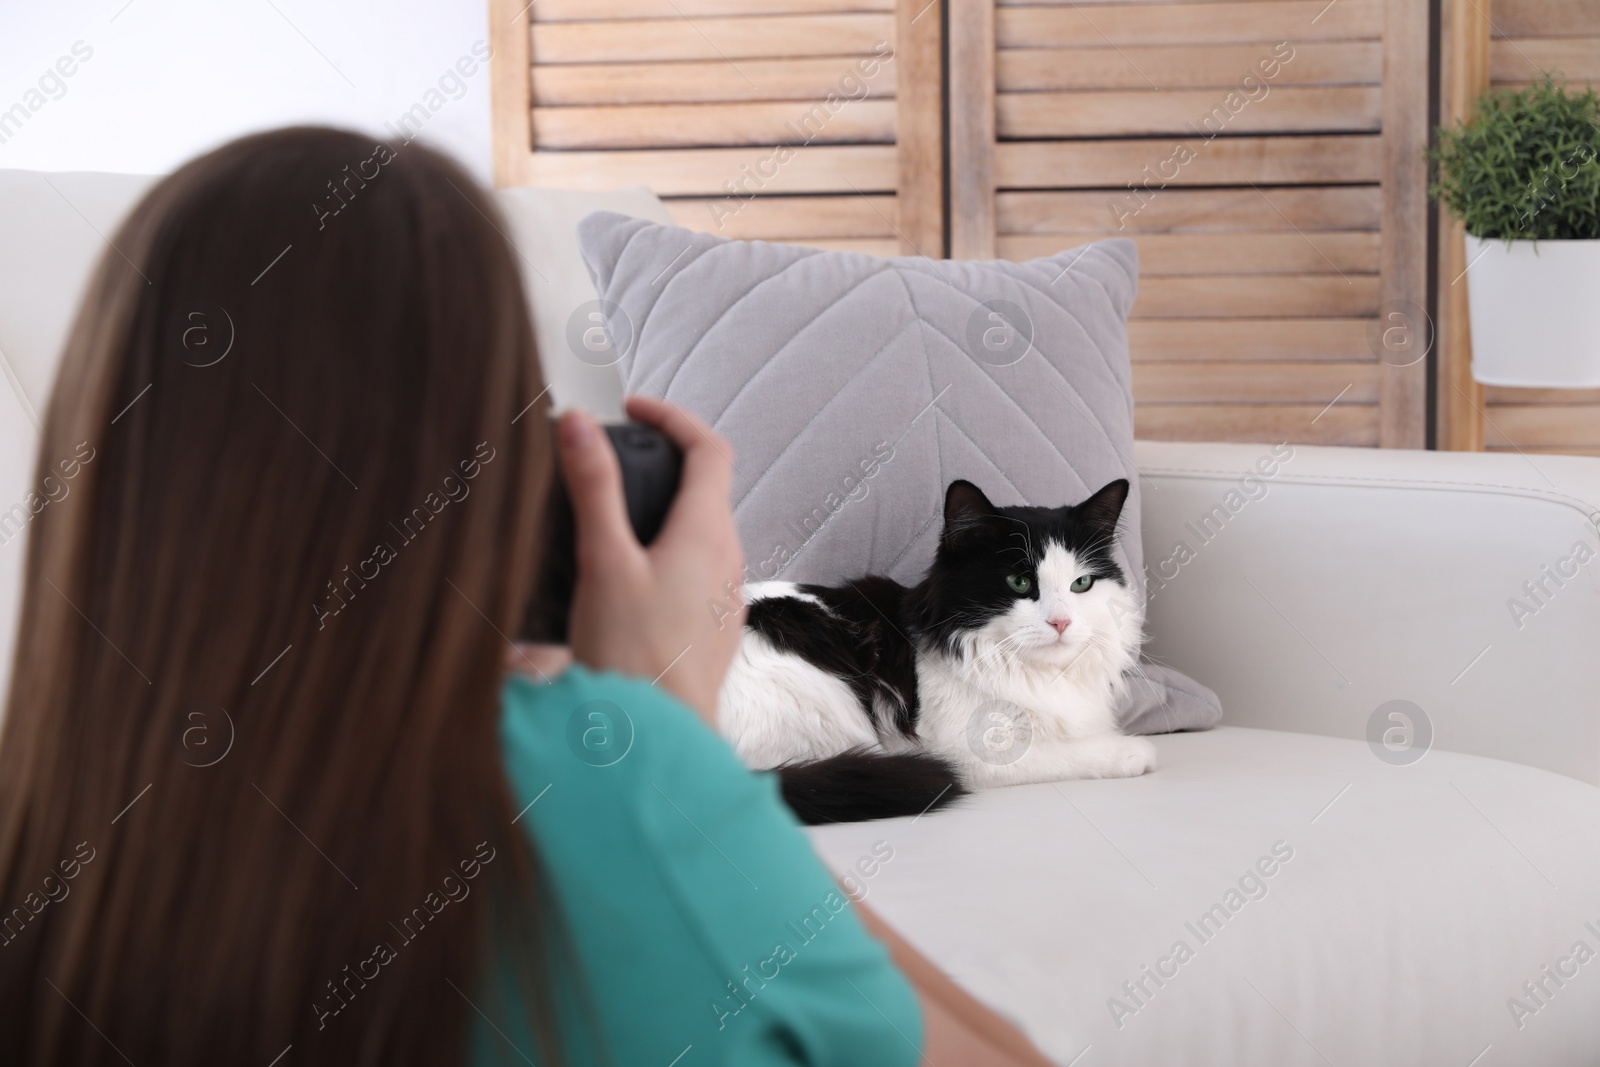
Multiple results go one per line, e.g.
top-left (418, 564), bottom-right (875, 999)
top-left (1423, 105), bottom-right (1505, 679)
top-left (559, 396), bottom-right (745, 726)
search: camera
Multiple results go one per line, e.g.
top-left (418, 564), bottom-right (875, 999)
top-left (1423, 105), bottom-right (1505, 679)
top-left (519, 420), bottom-right (683, 643)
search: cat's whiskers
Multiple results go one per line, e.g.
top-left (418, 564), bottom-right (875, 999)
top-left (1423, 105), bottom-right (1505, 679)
top-left (948, 624), bottom-right (1028, 690)
top-left (966, 630), bottom-right (1026, 679)
top-left (1004, 524), bottom-right (1038, 569)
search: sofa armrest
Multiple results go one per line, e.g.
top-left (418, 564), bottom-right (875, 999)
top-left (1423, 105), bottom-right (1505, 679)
top-left (1134, 439), bottom-right (1600, 784)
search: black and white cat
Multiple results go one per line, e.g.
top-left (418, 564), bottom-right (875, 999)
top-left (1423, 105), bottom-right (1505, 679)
top-left (719, 478), bottom-right (1155, 824)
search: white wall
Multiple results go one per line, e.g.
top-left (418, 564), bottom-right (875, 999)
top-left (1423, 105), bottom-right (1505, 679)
top-left (0, 0), bottom-right (493, 180)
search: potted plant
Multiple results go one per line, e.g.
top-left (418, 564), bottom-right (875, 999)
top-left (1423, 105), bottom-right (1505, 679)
top-left (1431, 77), bottom-right (1600, 387)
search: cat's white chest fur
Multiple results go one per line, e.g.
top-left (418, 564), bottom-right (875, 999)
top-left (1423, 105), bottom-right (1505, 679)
top-left (913, 636), bottom-right (1156, 788)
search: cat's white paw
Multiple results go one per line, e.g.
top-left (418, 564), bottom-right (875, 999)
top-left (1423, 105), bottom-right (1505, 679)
top-left (1092, 735), bottom-right (1157, 778)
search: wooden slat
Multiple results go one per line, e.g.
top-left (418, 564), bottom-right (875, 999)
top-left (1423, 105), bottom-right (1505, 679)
top-left (998, 0), bottom-right (1340, 5)
top-left (950, 0), bottom-right (998, 257)
top-left (490, 0), bottom-right (535, 183)
top-left (995, 0), bottom-right (1382, 48)
top-left (521, 144), bottom-right (900, 196)
top-left (1128, 318), bottom-right (1373, 360)
top-left (1134, 361), bottom-right (1379, 402)
top-left (531, 15), bottom-right (895, 63)
top-left (999, 186), bottom-right (1382, 234)
top-left (997, 86), bottom-right (1381, 138)
top-left (667, 194), bottom-right (898, 237)
top-left (1134, 403), bottom-right (1379, 445)
top-left (998, 42), bottom-right (1383, 91)
top-left (639, 232), bottom-right (899, 255)
top-left (1132, 274), bottom-right (1380, 317)
top-left (531, 100), bottom-right (897, 149)
top-left (1486, 387), bottom-right (1600, 404)
top-left (534, 0), bottom-right (895, 18)
top-left (659, 172), bottom-right (930, 255)
top-left (1436, 0), bottom-right (1490, 450)
top-left (1490, 38), bottom-right (1600, 84)
top-left (533, 57), bottom-right (898, 106)
top-left (1492, 0), bottom-right (1600, 37)
top-left (1488, 445), bottom-right (1600, 456)
top-left (1457, 2), bottom-right (1600, 456)
top-left (1485, 407), bottom-right (1600, 449)
top-left (896, 0), bottom-right (946, 255)
top-left (996, 135), bottom-right (1383, 187)
top-left (998, 231), bottom-right (1379, 273)
top-left (1000, 0), bottom-right (1343, 5)
top-left (1379, 0), bottom-right (1429, 447)
top-left (799, 237), bottom-right (903, 254)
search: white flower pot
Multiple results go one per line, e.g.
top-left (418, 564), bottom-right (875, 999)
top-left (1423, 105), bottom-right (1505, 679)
top-left (1466, 235), bottom-right (1600, 388)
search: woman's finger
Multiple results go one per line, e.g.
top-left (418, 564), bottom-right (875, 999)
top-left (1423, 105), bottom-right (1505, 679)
top-left (623, 395), bottom-right (734, 530)
top-left (558, 409), bottom-right (639, 566)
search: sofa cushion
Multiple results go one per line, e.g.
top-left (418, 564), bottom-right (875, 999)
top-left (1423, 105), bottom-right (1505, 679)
top-left (577, 211), bottom-right (1219, 734)
top-left (809, 725), bottom-right (1600, 1065)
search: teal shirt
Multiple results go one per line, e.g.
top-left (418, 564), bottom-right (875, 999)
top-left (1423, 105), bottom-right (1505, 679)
top-left (472, 667), bottom-right (923, 1067)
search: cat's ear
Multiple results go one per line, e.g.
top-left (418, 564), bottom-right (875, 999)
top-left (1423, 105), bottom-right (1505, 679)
top-left (1076, 479), bottom-right (1129, 540)
top-left (943, 480), bottom-right (995, 530)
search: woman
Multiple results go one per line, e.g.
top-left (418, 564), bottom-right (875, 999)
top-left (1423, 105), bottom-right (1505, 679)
top-left (0, 128), bottom-right (1050, 1066)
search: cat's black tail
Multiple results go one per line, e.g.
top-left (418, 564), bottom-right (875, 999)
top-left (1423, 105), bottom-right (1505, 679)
top-left (776, 750), bottom-right (968, 825)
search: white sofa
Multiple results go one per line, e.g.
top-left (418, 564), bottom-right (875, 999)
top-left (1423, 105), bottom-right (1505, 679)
top-left (5, 171), bottom-right (1599, 1065)
top-left (815, 441), bottom-right (1600, 1065)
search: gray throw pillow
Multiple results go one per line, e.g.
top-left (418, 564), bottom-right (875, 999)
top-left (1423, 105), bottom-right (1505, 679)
top-left (577, 211), bottom-right (1219, 735)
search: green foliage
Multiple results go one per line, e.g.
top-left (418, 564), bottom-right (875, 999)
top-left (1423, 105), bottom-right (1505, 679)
top-left (1429, 76), bottom-right (1600, 241)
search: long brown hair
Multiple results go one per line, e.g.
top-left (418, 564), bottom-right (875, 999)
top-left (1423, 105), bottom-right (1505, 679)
top-left (0, 127), bottom-right (562, 1064)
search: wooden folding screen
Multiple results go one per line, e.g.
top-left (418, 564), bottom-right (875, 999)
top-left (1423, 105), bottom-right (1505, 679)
top-left (1439, 0), bottom-right (1600, 455)
top-left (490, 0), bottom-right (944, 257)
top-left (948, 0), bottom-right (1430, 447)
top-left (492, 0), bottom-right (1433, 447)
top-left (1435, 0), bottom-right (1491, 450)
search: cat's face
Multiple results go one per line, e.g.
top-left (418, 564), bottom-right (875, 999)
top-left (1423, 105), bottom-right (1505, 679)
top-left (917, 479), bottom-right (1136, 668)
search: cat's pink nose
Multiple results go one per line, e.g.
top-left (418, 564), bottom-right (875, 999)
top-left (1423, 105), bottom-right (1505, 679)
top-left (1049, 616), bottom-right (1071, 634)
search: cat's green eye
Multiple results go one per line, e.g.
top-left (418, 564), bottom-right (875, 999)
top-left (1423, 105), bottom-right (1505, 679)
top-left (1070, 575), bottom-right (1095, 593)
top-left (1006, 573), bottom-right (1032, 594)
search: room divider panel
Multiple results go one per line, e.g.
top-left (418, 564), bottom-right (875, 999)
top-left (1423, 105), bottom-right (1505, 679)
top-left (948, 0), bottom-right (1430, 447)
top-left (491, 0), bottom-right (1430, 447)
top-left (490, 0), bottom-right (944, 257)
top-left (1464, 0), bottom-right (1600, 456)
